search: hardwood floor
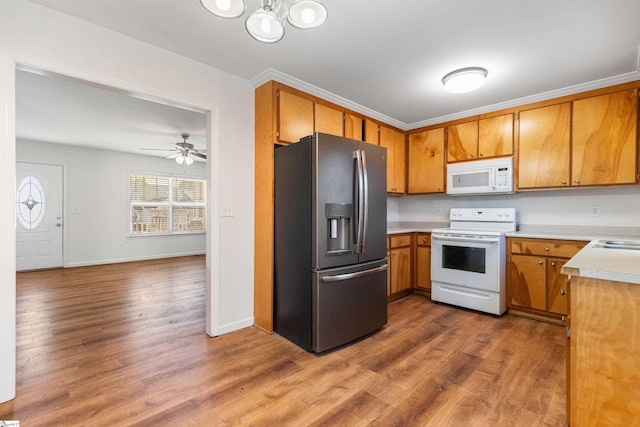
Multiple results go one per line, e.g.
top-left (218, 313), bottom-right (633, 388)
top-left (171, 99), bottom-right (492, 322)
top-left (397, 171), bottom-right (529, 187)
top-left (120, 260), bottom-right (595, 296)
top-left (1, 256), bottom-right (566, 426)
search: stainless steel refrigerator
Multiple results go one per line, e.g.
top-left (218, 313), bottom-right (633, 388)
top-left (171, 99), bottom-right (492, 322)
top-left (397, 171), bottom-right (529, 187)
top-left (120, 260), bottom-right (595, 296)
top-left (274, 132), bottom-right (388, 353)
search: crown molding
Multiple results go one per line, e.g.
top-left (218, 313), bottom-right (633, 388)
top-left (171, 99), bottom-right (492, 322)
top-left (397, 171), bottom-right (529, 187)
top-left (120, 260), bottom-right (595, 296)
top-left (252, 46), bottom-right (640, 132)
top-left (250, 68), bottom-right (406, 129)
top-left (407, 69), bottom-right (640, 129)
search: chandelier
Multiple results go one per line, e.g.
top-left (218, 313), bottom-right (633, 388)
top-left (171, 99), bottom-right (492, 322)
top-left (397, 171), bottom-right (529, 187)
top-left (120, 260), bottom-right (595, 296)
top-left (200, 0), bottom-right (328, 43)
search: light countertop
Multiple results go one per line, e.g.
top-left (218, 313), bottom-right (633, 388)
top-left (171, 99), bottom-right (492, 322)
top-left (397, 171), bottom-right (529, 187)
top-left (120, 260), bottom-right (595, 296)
top-left (387, 221), bottom-right (449, 234)
top-left (562, 239), bottom-right (640, 285)
top-left (507, 224), bottom-right (640, 241)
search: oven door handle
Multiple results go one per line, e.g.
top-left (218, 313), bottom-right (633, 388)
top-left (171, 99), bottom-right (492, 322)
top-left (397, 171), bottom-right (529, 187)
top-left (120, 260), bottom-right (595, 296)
top-left (431, 235), bottom-right (501, 244)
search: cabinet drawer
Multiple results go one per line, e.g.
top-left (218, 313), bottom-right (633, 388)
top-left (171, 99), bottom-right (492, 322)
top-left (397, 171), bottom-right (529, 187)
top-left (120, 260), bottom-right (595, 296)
top-left (389, 234), bottom-right (412, 248)
top-left (416, 233), bottom-right (431, 246)
top-left (510, 239), bottom-right (585, 258)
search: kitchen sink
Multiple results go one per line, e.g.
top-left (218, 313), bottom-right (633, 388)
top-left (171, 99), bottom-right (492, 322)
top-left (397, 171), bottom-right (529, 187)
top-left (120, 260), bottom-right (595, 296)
top-left (593, 240), bottom-right (640, 251)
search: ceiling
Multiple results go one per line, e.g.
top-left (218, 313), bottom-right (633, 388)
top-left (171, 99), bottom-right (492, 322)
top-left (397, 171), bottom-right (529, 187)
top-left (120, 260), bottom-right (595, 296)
top-left (16, 69), bottom-right (207, 158)
top-left (16, 0), bottom-right (640, 154)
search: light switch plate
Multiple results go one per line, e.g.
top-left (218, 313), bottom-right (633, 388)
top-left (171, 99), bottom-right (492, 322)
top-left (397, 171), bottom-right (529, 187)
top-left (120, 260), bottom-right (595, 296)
top-left (221, 204), bottom-right (234, 217)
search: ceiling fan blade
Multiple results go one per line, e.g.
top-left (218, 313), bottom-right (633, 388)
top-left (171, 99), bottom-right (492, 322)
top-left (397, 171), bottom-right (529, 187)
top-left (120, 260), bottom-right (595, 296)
top-left (192, 152), bottom-right (207, 159)
top-left (166, 153), bottom-right (181, 159)
top-left (140, 148), bottom-right (175, 151)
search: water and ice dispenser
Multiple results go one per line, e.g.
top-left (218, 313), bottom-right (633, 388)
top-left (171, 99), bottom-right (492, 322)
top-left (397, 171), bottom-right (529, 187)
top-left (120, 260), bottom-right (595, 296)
top-left (325, 203), bottom-right (352, 255)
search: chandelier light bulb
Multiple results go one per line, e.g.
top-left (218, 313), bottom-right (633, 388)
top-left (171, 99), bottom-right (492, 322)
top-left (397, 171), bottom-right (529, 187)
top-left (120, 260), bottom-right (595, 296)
top-left (261, 17), bottom-right (271, 33)
top-left (215, 0), bottom-right (231, 11)
top-left (200, 0), bottom-right (245, 18)
top-left (287, 0), bottom-right (327, 29)
top-left (175, 155), bottom-right (185, 165)
top-left (301, 8), bottom-right (315, 24)
top-left (185, 156), bottom-right (194, 166)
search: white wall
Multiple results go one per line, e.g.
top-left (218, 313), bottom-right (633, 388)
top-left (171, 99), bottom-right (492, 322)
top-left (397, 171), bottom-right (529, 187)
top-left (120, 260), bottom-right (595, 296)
top-left (17, 139), bottom-right (206, 266)
top-left (394, 185), bottom-right (640, 227)
top-left (0, 0), bottom-right (255, 403)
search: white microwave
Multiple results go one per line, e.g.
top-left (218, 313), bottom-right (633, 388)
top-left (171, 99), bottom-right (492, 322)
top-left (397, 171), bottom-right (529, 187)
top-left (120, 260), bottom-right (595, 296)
top-left (446, 157), bottom-right (514, 195)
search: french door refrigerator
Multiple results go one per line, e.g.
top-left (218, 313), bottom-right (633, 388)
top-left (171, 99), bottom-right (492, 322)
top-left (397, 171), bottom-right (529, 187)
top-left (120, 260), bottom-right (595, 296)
top-left (274, 133), bottom-right (388, 353)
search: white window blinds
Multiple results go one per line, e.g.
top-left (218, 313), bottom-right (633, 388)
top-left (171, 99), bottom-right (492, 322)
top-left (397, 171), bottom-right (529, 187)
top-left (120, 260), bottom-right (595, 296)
top-left (130, 174), bottom-right (206, 235)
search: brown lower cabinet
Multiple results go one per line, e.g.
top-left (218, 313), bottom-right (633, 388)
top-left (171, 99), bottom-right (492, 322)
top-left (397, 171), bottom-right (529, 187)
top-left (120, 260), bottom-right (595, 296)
top-left (387, 234), bottom-right (412, 299)
top-left (414, 233), bottom-right (431, 293)
top-left (567, 275), bottom-right (640, 426)
top-left (507, 237), bottom-right (586, 324)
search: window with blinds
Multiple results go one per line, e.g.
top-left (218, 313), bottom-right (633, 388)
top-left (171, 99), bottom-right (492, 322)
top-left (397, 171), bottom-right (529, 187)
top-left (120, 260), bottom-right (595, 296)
top-left (130, 174), bottom-right (206, 235)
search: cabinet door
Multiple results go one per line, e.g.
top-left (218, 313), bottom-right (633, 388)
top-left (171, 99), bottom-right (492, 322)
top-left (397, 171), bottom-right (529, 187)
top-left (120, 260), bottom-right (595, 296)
top-left (315, 103), bottom-right (344, 137)
top-left (390, 247), bottom-right (411, 294)
top-left (479, 113), bottom-right (513, 158)
top-left (509, 255), bottom-right (546, 311)
top-left (447, 121), bottom-right (478, 161)
top-left (547, 258), bottom-right (569, 315)
top-left (380, 125), bottom-right (405, 194)
top-left (572, 89), bottom-right (638, 186)
top-left (277, 90), bottom-right (314, 144)
top-left (345, 114), bottom-right (363, 140)
top-left (407, 128), bottom-right (445, 194)
top-left (364, 119), bottom-right (379, 144)
top-left (518, 103), bottom-right (571, 188)
top-left (415, 245), bottom-right (431, 290)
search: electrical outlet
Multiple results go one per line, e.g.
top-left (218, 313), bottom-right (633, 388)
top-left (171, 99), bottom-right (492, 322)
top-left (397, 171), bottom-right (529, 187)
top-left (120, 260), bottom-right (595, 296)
top-left (590, 204), bottom-right (601, 217)
top-left (435, 206), bottom-right (442, 216)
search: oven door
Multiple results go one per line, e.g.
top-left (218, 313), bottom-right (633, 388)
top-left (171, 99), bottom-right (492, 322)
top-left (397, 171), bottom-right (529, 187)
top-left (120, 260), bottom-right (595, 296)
top-left (431, 233), bottom-right (503, 292)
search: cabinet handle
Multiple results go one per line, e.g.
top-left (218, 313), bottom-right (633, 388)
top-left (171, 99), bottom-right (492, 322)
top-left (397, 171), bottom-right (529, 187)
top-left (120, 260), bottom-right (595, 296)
top-left (423, 238), bottom-right (427, 243)
top-left (562, 180), bottom-right (567, 185)
top-left (574, 179), bottom-right (580, 184)
top-left (560, 289), bottom-right (567, 296)
top-left (551, 262), bottom-right (556, 266)
top-left (471, 154), bottom-right (475, 158)
top-left (538, 261), bottom-right (544, 265)
top-left (544, 247), bottom-right (549, 251)
top-left (479, 153), bottom-right (484, 157)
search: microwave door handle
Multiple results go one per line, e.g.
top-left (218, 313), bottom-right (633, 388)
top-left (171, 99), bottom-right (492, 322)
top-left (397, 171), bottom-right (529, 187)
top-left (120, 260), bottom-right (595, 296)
top-left (489, 168), bottom-right (496, 189)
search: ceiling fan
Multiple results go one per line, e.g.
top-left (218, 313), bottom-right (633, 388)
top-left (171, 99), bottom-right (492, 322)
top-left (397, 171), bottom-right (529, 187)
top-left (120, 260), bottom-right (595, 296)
top-left (141, 133), bottom-right (206, 165)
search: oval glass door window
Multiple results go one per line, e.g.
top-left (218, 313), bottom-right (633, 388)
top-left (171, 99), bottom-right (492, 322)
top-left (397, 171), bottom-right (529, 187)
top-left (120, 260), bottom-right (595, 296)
top-left (17, 175), bottom-right (46, 229)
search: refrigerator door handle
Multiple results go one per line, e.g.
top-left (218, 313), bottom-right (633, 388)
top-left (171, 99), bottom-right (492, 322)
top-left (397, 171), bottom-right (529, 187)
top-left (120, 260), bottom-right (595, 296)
top-left (361, 148), bottom-right (369, 253)
top-left (354, 149), bottom-right (365, 253)
top-left (321, 264), bottom-right (388, 283)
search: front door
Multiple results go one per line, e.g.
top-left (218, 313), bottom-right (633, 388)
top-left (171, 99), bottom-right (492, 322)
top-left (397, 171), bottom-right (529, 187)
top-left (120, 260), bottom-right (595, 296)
top-left (16, 162), bottom-right (64, 271)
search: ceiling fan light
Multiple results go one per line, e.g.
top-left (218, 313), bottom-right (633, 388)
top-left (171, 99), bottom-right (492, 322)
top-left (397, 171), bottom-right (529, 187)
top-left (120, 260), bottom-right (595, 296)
top-left (200, 0), bottom-right (245, 18)
top-left (442, 67), bottom-right (488, 94)
top-left (246, 8), bottom-right (284, 43)
top-left (287, 0), bottom-right (327, 29)
top-left (176, 155), bottom-right (185, 165)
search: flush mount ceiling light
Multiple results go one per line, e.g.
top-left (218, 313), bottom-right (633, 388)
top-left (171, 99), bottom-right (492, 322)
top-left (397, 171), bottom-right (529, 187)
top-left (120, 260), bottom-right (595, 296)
top-left (200, 0), bottom-right (327, 44)
top-left (442, 67), bottom-right (488, 94)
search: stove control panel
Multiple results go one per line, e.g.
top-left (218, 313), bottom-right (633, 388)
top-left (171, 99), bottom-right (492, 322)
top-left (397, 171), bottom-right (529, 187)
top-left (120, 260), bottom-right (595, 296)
top-left (449, 208), bottom-right (515, 222)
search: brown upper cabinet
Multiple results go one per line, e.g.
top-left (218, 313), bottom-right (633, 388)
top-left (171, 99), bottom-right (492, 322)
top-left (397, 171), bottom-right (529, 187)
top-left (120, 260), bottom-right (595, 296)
top-left (314, 103), bottom-right (344, 137)
top-left (407, 128), bottom-right (445, 194)
top-left (345, 113), bottom-right (364, 141)
top-left (379, 124), bottom-right (406, 194)
top-left (571, 89), bottom-right (638, 186)
top-left (447, 114), bottom-right (514, 162)
top-left (364, 118), bottom-right (379, 145)
top-left (277, 89), bottom-right (314, 144)
top-left (518, 103), bottom-right (571, 189)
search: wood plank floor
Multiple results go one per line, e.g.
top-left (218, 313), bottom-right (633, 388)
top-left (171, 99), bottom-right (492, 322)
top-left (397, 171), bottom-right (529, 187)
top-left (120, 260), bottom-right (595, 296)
top-left (0, 256), bottom-right (566, 426)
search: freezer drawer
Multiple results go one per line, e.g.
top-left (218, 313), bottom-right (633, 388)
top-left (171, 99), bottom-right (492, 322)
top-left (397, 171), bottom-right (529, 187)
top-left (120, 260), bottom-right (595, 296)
top-left (312, 260), bottom-right (388, 353)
